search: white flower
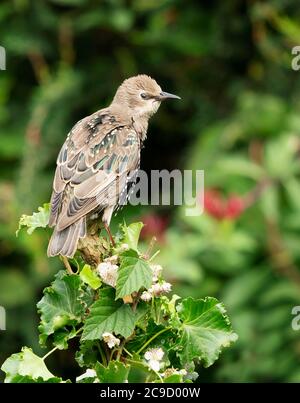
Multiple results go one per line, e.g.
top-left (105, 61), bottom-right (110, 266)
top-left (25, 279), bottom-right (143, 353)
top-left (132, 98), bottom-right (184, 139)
top-left (144, 348), bottom-right (164, 372)
top-left (76, 368), bottom-right (96, 382)
top-left (150, 264), bottom-right (163, 282)
top-left (160, 281), bottom-right (172, 293)
top-left (97, 262), bottom-right (118, 287)
top-left (120, 243), bottom-right (129, 251)
top-left (149, 281), bottom-right (172, 296)
top-left (102, 332), bottom-right (121, 349)
top-left (140, 291), bottom-right (152, 302)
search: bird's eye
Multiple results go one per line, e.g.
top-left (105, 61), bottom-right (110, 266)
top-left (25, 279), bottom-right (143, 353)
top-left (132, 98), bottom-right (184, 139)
top-left (140, 93), bottom-right (147, 99)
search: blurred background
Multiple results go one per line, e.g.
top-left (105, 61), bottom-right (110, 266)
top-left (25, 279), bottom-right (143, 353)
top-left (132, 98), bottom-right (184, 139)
top-left (1, 0), bottom-right (300, 382)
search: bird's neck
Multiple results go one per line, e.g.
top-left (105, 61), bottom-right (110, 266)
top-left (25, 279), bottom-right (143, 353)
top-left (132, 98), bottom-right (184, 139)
top-left (131, 115), bottom-right (149, 142)
top-left (109, 103), bottom-right (149, 142)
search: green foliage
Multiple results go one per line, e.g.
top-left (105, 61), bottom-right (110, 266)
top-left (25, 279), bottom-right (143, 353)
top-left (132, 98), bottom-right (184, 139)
top-left (82, 287), bottom-right (137, 340)
top-left (116, 250), bottom-right (152, 299)
top-left (80, 264), bottom-right (102, 290)
top-left (37, 270), bottom-right (88, 348)
top-left (1, 347), bottom-right (64, 383)
top-left (1, 0), bottom-right (300, 383)
top-left (16, 203), bottom-right (50, 236)
top-left (121, 222), bottom-right (144, 251)
top-left (95, 361), bottom-right (130, 383)
top-left (1, 222), bottom-right (237, 383)
top-left (177, 297), bottom-right (238, 367)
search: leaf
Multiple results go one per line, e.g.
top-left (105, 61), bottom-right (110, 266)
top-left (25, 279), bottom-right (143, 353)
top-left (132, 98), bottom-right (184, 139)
top-left (80, 264), bottom-right (101, 290)
top-left (82, 287), bottom-right (136, 340)
top-left (37, 271), bottom-right (85, 347)
top-left (163, 374), bottom-right (183, 383)
top-left (265, 135), bottom-right (298, 180)
top-left (75, 340), bottom-right (99, 368)
top-left (177, 297), bottom-right (238, 367)
top-left (1, 347), bottom-right (63, 383)
top-left (116, 249), bottom-right (152, 300)
top-left (16, 203), bottom-right (50, 236)
top-left (95, 361), bottom-right (130, 383)
top-left (122, 222), bottom-right (144, 250)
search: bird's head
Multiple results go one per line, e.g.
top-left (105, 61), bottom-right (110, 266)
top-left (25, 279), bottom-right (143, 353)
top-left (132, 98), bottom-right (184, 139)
top-left (112, 74), bottom-right (180, 119)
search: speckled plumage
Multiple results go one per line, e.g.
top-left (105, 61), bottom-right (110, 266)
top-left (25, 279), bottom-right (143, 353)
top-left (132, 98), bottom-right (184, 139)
top-left (47, 75), bottom-right (180, 257)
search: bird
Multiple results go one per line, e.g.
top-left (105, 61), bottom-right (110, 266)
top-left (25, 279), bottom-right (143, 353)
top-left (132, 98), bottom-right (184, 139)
top-left (47, 74), bottom-right (180, 258)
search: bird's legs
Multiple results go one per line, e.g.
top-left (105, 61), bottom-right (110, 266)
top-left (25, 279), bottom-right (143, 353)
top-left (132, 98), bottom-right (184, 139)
top-left (104, 223), bottom-right (115, 247)
top-left (60, 255), bottom-right (74, 275)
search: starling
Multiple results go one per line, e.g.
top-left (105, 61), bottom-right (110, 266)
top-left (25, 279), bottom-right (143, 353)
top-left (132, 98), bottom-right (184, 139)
top-left (47, 75), bottom-right (180, 258)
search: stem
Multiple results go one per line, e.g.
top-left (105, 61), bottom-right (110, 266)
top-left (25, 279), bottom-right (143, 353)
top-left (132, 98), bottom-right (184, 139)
top-left (116, 339), bottom-right (126, 361)
top-left (97, 342), bottom-right (107, 367)
top-left (143, 237), bottom-right (157, 260)
top-left (154, 370), bottom-right (163, 383)
top-left (42, 346), bottom-right (59, 361)
top-left (149, 250), bottom-right (160, 262)
top-left (123, 347), bottom-right (133, 358)
top-left (136, 327), bottom-right (171, 355)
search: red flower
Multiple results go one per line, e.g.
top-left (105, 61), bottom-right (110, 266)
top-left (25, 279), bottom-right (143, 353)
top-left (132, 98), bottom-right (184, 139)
top-left (140, 213), bottom-right (168, 243)
top-left (225, 196), bottom-right (245, 219)
top-left (204, 190), bottom-right (226, 220)
top-left (204, 189), bottom-right (245, 220)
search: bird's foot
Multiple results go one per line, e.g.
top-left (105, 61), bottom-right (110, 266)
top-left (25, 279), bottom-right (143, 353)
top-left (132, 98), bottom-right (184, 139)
top-left (60, 255), bottom-right (75, 275)
top-left (104, 223), bottom-right (115, 247)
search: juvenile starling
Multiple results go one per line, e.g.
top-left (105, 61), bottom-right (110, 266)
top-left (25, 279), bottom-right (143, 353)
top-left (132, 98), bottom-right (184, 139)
top-left (47, 75), bottom-right (180, 258)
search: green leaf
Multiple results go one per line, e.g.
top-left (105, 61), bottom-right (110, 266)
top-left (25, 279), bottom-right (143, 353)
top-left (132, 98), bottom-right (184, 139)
top-left (265, 135), bottom-right (298, 180)
top-left (95, 361), bottom-right (130, 383)
top-left (116, 250), bottom-right (152, 299)
top-left (1, 347), bottom-right (62, 383)
top-left (163, 374), bottom-right (183, 383)
top-left (177, 297), bottom-right (238, 367)
top-left (80, 264), bottom-right (101, 290)
top-left (122, 222), bottom-right (144, 250)
top-left (16, 203), bottom-right (50, 236)
top-left (82, 287), bottom-right (136, 340)
top-left (37, 271), bottom-right (85, 347)
top-left (75, 340), bottom-right (99, 368)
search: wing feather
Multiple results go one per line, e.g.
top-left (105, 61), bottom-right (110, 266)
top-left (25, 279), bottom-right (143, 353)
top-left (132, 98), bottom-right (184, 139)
top-left (49, 108), bottom-right (139, 232)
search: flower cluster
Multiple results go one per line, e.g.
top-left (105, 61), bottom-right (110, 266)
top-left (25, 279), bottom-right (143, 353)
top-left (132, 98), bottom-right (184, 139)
top-left (140, 264), bottom-right (171, 301)
top-left (96, 260), bottom-right (119, 287)
top-left (144, 348), bottom-right (164, 372)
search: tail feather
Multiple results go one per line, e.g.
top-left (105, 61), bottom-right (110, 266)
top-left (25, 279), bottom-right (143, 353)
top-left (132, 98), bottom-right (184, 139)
top-left (47, 217), bottom-right (86, 258)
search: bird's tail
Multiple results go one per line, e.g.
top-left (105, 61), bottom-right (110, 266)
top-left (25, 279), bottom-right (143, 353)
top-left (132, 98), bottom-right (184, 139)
top-left (47, 218), bottom-right (86, 258)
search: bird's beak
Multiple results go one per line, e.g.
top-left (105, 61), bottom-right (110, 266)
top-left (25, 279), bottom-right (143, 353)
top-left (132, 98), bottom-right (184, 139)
top-left (158, 91), bottom-right (181, 100)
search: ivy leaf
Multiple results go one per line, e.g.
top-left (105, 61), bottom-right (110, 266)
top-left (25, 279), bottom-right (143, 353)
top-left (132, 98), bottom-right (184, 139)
top-left (1, 347), bottom-right (63, 383)
top-left (177, 297), bottom-right (238, 367)
top-left (95, 361), bottom-right (130, 383)
top-left (37, 271), bottom-right (85, 347)
top-left (80, 264), bottom-right (101, 290)
top-left (82, 287), bottom-right (136, 340)
top-left (116, 250), bottom-right (152, 300)
top-left (122, 222), bottom-right (144, 250)
top-left (16, 203), bottom-right (50, 236)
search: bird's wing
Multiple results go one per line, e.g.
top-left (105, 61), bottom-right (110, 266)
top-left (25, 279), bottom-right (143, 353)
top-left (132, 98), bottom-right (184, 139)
top-left (49, 110), bottom-right (140, 231)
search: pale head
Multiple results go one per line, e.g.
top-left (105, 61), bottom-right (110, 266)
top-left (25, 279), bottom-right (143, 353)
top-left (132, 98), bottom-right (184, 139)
top-left (112, 74), bottom-right (180, 119)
